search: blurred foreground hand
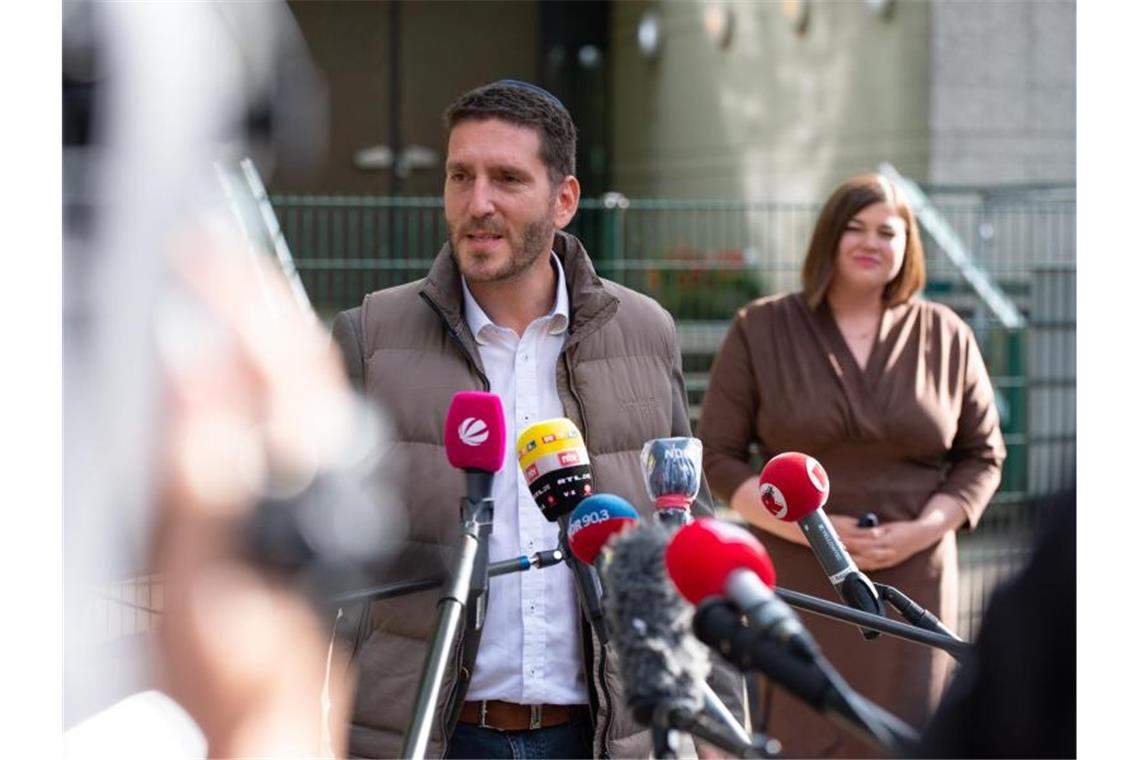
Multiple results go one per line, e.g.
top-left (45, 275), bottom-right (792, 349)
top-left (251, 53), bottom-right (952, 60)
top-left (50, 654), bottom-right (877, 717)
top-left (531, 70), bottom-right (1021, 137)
top-left (151, 234), bottom-right (359, 758)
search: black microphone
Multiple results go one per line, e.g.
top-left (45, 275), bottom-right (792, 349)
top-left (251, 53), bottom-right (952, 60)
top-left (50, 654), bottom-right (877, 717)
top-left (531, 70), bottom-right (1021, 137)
top-left (243, 395), bottom-right (401, 605)
top-left (693, 599), bottom-right (919, 752)
top-left (758, 452), bottom-right (884, 638)
top-left (665, 521), bottom-right (919, 755)
top-left (694, 598), bottom-right (831, 703)
top-left (517, 418), bottom-right (608, 643)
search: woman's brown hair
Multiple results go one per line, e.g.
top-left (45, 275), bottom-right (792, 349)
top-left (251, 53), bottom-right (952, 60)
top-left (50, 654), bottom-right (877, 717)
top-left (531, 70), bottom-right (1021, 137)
top-left (800, 173), bottom-right (926, 309)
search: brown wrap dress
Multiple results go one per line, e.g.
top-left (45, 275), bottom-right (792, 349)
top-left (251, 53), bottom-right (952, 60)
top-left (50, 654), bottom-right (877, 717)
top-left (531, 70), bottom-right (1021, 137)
top-left (699, 292), bottom-right (1005, 758)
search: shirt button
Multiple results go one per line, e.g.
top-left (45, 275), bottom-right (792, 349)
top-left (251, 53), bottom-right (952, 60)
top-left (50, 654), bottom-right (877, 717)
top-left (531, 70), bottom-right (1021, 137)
top-left (529, 603), bottom-right (536, 613)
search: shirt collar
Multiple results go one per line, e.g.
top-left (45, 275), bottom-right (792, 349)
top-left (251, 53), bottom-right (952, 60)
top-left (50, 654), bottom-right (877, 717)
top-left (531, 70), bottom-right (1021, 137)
top-left (462, 252), bottom-right (570, 344)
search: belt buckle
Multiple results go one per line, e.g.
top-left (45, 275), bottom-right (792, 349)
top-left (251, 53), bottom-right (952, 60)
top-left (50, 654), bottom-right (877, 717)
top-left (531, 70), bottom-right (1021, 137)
top-left (478, 701), bottom-right (489, 729)
top-left (529, 704), bottom-right (542, 730)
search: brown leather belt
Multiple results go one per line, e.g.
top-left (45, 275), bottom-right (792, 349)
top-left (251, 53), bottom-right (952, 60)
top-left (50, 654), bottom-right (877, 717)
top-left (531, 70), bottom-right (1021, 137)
top-left (458, 700), bottom-right (590, 731)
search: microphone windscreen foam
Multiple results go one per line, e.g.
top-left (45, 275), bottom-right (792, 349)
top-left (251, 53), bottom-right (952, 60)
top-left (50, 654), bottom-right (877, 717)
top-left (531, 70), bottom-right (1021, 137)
top-left (444, 391), bottom-right (507, 473)
top-left (665, 518), bottom-right (777, 605)
top-left (567, 494), bottom-right (640, 565)
top-left (757, 452), bottom-right (830, 522)
top-left (602, 522), bottom-right (708, 724)
top-left (516, 418), bottom-right (593, 521)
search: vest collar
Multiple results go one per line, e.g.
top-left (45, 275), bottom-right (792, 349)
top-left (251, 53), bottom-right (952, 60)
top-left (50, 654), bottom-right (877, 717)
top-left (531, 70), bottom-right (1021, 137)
top-left (419, 230), bottom-right (619, 347)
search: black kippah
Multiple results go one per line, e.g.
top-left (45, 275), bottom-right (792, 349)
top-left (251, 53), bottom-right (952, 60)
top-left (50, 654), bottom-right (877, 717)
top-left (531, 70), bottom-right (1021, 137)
top-left (493, 79), bottom-right (567, 110)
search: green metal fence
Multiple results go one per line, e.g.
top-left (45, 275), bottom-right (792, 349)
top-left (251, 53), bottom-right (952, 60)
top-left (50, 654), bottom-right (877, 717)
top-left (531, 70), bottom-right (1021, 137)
top-left (271, 189), bottom-right (1075, 639)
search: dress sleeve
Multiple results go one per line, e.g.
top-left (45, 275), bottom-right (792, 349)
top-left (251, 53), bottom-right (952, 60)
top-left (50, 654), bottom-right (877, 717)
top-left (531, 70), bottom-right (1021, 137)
top-left (699, 313), bottom-right (763, 504)
top-left (939, 324), bottom-right (1007, 529)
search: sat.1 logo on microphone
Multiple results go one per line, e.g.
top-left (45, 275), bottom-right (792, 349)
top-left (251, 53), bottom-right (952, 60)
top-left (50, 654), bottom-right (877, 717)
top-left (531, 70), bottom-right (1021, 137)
top-left (458, 417), bottom-right (489, 447)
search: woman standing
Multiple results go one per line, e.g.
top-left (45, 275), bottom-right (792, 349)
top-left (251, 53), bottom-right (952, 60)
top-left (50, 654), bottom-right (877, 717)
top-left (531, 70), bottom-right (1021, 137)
top-left (699, 174), bottom-right (1005, 757)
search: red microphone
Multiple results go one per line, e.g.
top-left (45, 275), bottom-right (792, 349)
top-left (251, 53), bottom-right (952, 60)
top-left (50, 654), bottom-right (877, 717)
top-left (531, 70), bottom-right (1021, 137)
top-left (665, 518), bottom-right (815, 657)
top-left (757, 452), bottom-right (829, 520)
top-left (758, 452), bottom-right (883, 637)
top-left (444, 391), bottom-right (507, 505)
top-left (665, 518), bottom-right (776, 602)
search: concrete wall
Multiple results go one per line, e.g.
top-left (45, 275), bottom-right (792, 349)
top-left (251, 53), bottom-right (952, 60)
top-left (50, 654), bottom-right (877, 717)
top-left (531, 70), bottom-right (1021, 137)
top-left (610, 0), bottom-right (931, 202)
top-left (609, 0), bottom-right (1075, 195)
top-left (280, 1), bottom-right (538, 195)
top-left (278, 1), bottom-right (1076, 196)
top-left (929, 0), bottom-right (1075, 185)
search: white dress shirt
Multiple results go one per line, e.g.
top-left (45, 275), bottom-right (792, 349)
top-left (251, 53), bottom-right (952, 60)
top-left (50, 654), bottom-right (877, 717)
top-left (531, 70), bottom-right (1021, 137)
top-left (461, 253), bottom-right (588, 705)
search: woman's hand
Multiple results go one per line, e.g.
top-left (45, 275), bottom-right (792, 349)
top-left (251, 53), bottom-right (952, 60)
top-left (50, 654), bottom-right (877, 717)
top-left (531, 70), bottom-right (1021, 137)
top-left (836, 517), bottom-right (933, 571)
top-left (834, 495), bottom-right (970, 572)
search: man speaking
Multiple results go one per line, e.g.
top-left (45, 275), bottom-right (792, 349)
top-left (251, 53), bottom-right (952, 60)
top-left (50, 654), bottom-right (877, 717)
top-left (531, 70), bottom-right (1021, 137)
top-left (331, 80), bottom-right (744, 758)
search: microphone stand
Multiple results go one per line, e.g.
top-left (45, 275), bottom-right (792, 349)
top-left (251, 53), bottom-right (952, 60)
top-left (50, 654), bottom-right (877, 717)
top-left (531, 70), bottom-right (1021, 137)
top-left (875, 583), bottom-right (962, 641)
top-left (558, 517), bottom-right (610, 645)
top-left (775, 587), bottom-right (972, 662)
top-left (400, 473), bottom-right (494, 760)
top-left (651, 698), bottom-right (779, 759)
top-left (650, 718), bottom-right (680, 760)
top-left (328, 549), bottom-right (564, 606)
top-left (698, 681), bottom-right (756, 752)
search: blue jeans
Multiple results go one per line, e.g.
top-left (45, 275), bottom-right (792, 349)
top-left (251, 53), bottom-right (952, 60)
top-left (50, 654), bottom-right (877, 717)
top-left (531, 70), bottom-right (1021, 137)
top-left (445, 717), bottom-right (594, 759)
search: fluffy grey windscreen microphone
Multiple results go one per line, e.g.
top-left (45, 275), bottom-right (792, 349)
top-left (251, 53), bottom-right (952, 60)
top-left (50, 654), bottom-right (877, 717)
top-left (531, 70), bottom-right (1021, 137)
top-left (601, 521), bottom-right (710, 724)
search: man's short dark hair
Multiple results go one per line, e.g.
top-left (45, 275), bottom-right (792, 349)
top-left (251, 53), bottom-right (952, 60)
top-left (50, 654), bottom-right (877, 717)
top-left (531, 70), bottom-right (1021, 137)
top-left (444, 80), bottom-right (577, 182)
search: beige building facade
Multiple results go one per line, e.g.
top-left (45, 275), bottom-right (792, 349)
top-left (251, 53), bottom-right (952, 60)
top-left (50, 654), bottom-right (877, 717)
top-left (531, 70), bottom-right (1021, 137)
top-left (610, 0), bottom-right (1074, 202)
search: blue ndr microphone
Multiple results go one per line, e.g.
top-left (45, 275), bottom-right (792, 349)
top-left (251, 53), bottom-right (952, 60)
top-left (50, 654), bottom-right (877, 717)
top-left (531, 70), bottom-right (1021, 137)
top-left (641, 437), bottom-right (703, 527)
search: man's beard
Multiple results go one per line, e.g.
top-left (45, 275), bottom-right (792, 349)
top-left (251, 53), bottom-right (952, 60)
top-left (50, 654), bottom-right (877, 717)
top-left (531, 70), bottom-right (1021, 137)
top-left (448, 212), bottom-right (555, 284)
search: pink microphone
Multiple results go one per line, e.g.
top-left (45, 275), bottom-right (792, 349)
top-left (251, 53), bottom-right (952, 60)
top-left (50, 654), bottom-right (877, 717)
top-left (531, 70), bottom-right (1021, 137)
top-left (444, 391), bottom-right (507, 474)
top-left (444, 391), bottom-right (506, 507)
top-left (404, 391), bottom-right (505, 758)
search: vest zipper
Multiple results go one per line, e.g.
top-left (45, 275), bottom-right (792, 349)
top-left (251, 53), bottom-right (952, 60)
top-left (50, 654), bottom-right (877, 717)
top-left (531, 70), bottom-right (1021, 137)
top-left (422, 294), bottom-right (490, 391)
top-left (562, 346), bottom-right (613, 757)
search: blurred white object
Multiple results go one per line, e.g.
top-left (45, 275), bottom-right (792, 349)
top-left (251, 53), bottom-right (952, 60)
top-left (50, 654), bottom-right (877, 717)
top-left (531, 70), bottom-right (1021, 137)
top-left (353, 143), bottom-right (440, 177)
top-left (63, 691), bottom-right (207, 759)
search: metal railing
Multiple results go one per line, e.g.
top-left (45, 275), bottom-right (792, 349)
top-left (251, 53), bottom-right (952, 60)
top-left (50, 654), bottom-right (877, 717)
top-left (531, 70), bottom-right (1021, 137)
top-left (87, 186), bottom-right (1074, 645)
top-left (269, 189), bottom-right (1074, 640)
